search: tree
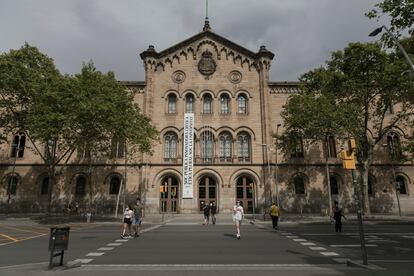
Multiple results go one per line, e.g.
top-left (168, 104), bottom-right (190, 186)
top-left (0, 44), bottom-right (158, 213)
top-left (280, 42), bottom-right (414, 214)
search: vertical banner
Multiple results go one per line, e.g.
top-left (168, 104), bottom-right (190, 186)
top-left (182, 113), bottom-right (194, 198)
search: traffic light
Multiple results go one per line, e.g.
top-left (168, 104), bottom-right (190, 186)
top-left (340, 139), bottom-right (356, 170)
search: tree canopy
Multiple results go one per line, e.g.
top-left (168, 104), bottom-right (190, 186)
top-left (280, 42), bottom-right (414, 214)
top-left (0, 43), bottom-right (158, 211)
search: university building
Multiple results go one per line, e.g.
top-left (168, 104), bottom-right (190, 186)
top-left (1, 20), bottom-right (413, 215)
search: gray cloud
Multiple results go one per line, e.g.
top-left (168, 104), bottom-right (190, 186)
top-left (0, 0), bottom-right (385, 81)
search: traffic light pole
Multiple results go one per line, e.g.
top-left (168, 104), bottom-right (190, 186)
top-left (341, 139), bottom-right (368, 265)
top-left (351, 169), bottom-right (368, 265)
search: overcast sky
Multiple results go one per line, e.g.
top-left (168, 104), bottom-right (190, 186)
top-left (0, 0), bottom-right (387, 81)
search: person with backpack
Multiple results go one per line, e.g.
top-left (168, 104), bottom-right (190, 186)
top-left (203, 202), bottom-right (210, 225)
top-left (210, 201), bottom-right (217, 225)
top-left (332, 201), bottom-right (346, 233)
top-left (132, 197), bottom-right (144, 237)
top-left (270, 202), bottom-right (280, 230)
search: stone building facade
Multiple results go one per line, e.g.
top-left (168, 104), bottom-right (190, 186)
top-left (1, 21), bottom-right (413, 215)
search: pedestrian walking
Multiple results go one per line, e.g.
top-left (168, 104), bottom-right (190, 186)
top-left (233, 200), bottom-right (244, 239)
top-left (332, 201), bottom-right (346, 233)
top-left (121, 205), bottom-right (134, 239)
top-left (203, 202), bottom-right (210, 225)
top-left (210, 201), bottom-right (217, 224)
top-left (270, 202), bottom-right (279, 230)
top-left (132, 197), bottom-right (144, 237)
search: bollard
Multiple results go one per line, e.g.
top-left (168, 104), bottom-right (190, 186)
top-left (86, 213), bottom-right (92, 223)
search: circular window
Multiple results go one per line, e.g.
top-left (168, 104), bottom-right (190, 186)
top-left (229, 70), bottom-right (242, 84)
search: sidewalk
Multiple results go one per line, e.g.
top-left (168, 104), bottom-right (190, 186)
top-left (1, 213), bottom-right (414, 226)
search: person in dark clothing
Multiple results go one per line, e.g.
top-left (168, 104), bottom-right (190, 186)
top-left (210, 201), bottom-right (217, 224)
top-left (332, 201), bottom-right (346, 233)
top-left (203, 203), bottom-right (210, 225)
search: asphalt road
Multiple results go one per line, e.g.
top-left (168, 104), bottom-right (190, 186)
top-left (1, 219), bottom-right (414, 275)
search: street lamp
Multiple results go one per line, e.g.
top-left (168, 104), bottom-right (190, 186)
top-left (369, 25), bottom-right (414, 74)
top-left (274, 124), bottom-right (282, 208)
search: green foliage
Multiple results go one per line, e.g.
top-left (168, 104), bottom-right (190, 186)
top-left (366, 0), bottom-right (414, 42)
top-left (281, 42), bottom-right (414, 159)
top-left (72, 61), bottom-right (159, 157)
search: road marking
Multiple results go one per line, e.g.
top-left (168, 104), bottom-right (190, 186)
top-left (402, 236), bottom-right (414, 239)
top-left (330, 244), bottom-right (378, 248)
top-left (86, 252), bottom-right (105, 257)
top-left (302, 233), bottom-right (414, 236)
top-left (107, 243), bottom-right (122, 246)
top-left (0, 224), bottom-right (45, 235)
top-left (301, 242), bottom-right (316, 246)
top-left (320, 252), bottom-right (339, 256)
top-left (293, 239), bottom-right (307, 242)
top-left (0, 233), bottom-right (19, 242)
top-left (310, 247), bottom-right (326, 251)
top-left (115, 239), bottom-right (129, 242)
top-left (367, 240), bottom-right (400, 244)
top-left (286, 236), bottom-right (299, 238)
top-left (72, 259), bottom-right (94, 264)
top-left (97, 247), bottom-right (114, 251)
top-left (0, 233), bottom-right (46, 247)
top-left (280, 233), bottom-right (292, 235)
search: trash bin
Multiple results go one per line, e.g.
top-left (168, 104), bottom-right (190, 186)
top-left (48, 227), bottom-right (70, 269)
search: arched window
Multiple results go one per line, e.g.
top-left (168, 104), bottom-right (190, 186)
top-left (330, 176), bottom-right (339, 195)
top-left (109, 175), bottom-right (121, 195)
top-left (10, 133), bottom-right (26, 158)
top-left (294, 175), bottom-right (305, 195)
top-left (164, 132), bottom-right (178, 160)
top-left (7, 175), bottom-right (18, 195)
top-left (326, 136), bottom-right (337, 158)
top-left (237, 94), bottom-right (248, 114)
top-left (185, 94), bottom-right (194, 113)
top-left (396, 175), bottom-right (408, 195)
top-left (220, 94), bottom-right (230, 114)
top-left (167, 94), bottom-right (177, 113)
top-left (41, 176), bottom-right (49, 195)
top-left (201, 130), bottom-right (214, 163)
top-left (368, 175), bottom-right (374, 196)
top-left (387, 132), bottom-right (402, 159)
top-left (291, 137), bottom-right (304, 158)
top-left (111, 137), bottom-right (125, 158)
top-left (203, 94), bottom-right (212, 114)
top-left (219, 132), bottom-right (232, 162)
top-left (237, 132), bottom-right (250, 161)
top-left (75, 176), bottom-right (87, 196)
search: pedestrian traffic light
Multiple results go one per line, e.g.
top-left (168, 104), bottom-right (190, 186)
top-left (340, 139), bottom-right (356, 170)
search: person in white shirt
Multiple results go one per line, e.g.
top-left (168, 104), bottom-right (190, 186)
top-left (121, 205), bottom-right (134, 239)
top-left (233, 200), bottom-right (244, 239)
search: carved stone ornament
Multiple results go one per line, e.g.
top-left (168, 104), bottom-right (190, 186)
top-left (172, 70), bottom-right (186, 84)
top-left (228, 70), bottom-right (242, 84)
top-left (198, 50), bottom-right (216, 77)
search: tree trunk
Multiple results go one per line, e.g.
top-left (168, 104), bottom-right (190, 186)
top-left (46, 165), bottom-right (56, 214)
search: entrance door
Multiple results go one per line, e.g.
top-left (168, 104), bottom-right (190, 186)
top-left (198, 176), bottom-right (217, 212)
top-left (236, 176), bottom-right (255, 213)
top-left (160, 176), bottom-right (179, 213)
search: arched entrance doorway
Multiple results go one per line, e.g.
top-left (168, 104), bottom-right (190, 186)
top-left (198, 176), bottom-right (217, 212)
top-left (160, 176), bottom-right (179, 213)
top-left (236, 175), bottom-right (255, 213)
